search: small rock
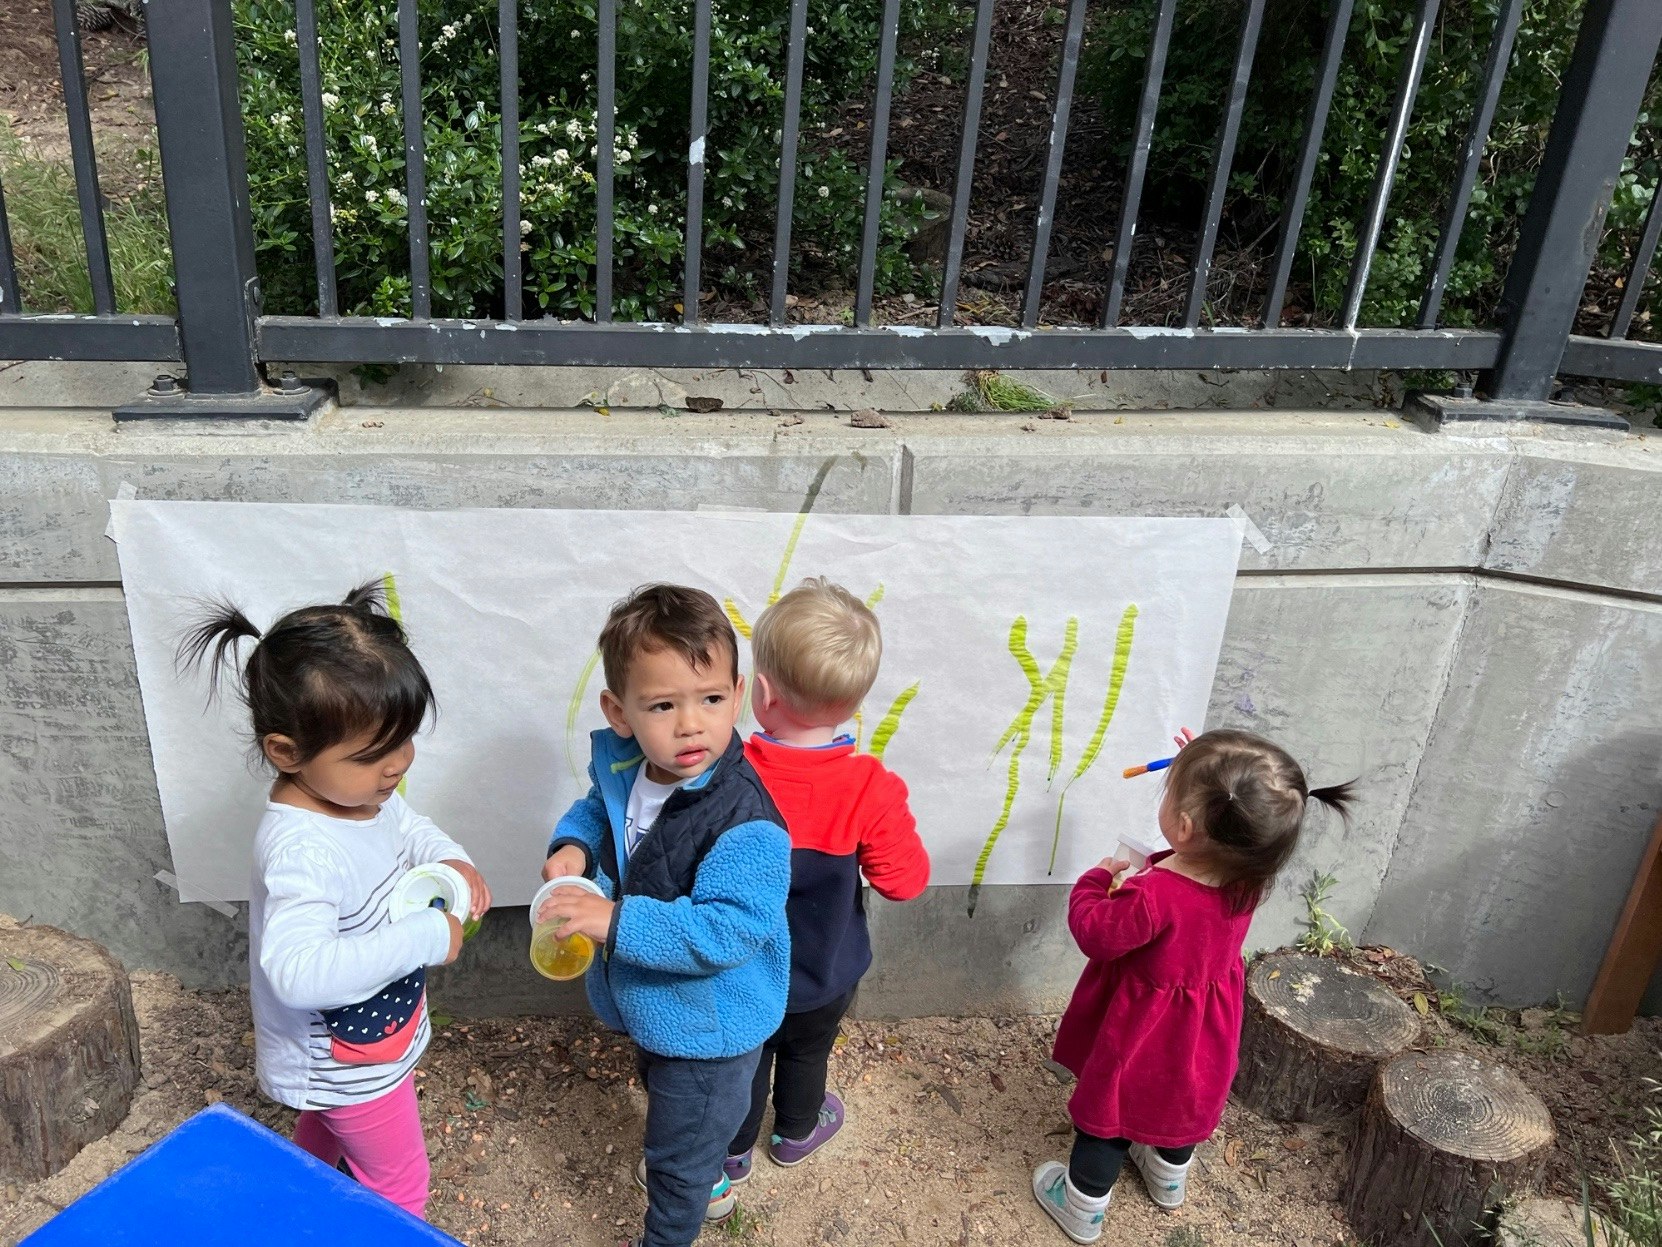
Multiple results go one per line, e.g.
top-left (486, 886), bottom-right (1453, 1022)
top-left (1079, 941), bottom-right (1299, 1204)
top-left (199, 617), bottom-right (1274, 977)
top-left (685, 396), bottom-right (724, 413)
top-left (850, 408), bottom-right (892, 429)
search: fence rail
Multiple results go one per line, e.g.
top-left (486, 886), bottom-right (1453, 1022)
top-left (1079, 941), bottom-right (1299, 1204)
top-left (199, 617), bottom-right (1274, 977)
top-left (1, 0), bottom-right (1660, 410)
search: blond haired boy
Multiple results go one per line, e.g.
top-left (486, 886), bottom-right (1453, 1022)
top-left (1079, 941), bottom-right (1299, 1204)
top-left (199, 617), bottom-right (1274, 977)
top-left (724, 576), bottom-right (931, 1175)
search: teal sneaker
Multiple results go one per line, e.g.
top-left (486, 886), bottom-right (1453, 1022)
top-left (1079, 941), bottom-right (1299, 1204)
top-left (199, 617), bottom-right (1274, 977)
top-left (1032, 1160), bottom-right (1108, 1244)
top-left (633, 1157), bottom-right (737, 1220)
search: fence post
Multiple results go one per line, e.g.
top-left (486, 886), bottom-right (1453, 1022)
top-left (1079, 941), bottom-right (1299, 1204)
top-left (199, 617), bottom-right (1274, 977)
top-left (1479, 0), bottom-right (1662, 407)
top-left (120, 0), bottom-right (326, 419)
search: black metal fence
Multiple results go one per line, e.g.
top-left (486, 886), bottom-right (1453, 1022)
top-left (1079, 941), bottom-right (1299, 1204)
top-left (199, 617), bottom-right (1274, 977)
top-left (1, 0), bottom-right (1660, 414)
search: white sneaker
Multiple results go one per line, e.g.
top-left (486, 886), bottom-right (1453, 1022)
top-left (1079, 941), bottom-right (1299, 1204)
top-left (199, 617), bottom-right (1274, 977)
top-left (1032, 1161), bottom-right (1109, 1244)
top-left (1129, 1143), bottom-right (1190, 1210)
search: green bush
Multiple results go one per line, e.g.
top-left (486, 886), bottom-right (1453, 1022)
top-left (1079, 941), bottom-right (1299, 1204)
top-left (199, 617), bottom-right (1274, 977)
top-left (1079, 0), bottom-right (1662, 329)
top-left (235, 0), bottom-right (951, 320)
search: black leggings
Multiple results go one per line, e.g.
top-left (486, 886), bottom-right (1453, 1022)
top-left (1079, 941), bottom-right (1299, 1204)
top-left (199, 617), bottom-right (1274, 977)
top-left (729, 988), bottom-right (855, 1154)
top-left (1068, 1130), bottom-right (1195, 1198)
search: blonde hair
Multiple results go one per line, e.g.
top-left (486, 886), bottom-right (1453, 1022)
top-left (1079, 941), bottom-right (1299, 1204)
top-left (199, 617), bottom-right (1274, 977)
top-left (751, 577), bottom-right (882, 723)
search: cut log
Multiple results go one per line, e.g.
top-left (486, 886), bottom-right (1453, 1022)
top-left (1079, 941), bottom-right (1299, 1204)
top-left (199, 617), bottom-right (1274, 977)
top-left (1233, 951), bottom-right (1421, 1122)
top-left (1496, 1198), bottom-right (1614, 1247)
top-left (1345, 1050), bottom-right (1555, 1247)
top-left (0, 921), bottom-right (141, 1183)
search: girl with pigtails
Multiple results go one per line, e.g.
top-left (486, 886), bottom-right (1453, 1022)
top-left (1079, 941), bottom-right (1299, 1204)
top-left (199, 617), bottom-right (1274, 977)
top-left (179, 582), bottom-right (491, 1219)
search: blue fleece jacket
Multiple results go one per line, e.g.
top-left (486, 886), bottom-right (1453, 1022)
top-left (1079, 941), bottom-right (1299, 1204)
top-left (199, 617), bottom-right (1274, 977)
top-left (547, 728), bottom-right (792, 1060)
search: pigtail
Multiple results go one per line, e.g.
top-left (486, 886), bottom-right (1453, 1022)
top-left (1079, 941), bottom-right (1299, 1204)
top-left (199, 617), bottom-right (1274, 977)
top-left (175, 601), bottom-right (262, 701)
top-left (1308, 779), bottom-right (1358, 822)
top-left (341, 579), bottom-right (389, 615)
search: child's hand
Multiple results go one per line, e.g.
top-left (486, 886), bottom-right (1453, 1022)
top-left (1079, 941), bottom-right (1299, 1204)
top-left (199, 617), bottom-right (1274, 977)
top-left (542, 845), bottom-right (588, 883)
top-left (537, 886), bottom-right (615, 943)
top-left (1096, 856), bottom-right (1132, 877)
top-left (440, 858), bottom-right (492, 921)
top-left (1173, 726), bottom-right (1194, 750)
top-left (440, 912), bottom-right (464, 965)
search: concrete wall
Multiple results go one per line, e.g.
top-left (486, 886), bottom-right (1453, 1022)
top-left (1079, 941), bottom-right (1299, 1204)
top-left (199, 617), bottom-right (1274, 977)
top-left (2, 393), bottom-right (1659, 1018)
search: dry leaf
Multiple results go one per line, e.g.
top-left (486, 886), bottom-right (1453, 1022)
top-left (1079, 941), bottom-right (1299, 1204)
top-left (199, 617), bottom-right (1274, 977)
top-left (5, 957), bottom-right (24, 972)
top-left (1268, 969), bottom-right (1281, 980)
top-left (1283, 1136), bottom-right (1307, 1152)
top-left (685, 396), bottom-right (723, 413)
top-left (1412, 992), bottom-right (1430, 1017)
top-left (1225, 1138), bottom-right (1243, 1167)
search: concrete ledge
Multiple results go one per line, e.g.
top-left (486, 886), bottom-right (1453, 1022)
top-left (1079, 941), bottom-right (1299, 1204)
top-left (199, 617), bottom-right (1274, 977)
top-left (1487, 439), bottom-right (1662, 598)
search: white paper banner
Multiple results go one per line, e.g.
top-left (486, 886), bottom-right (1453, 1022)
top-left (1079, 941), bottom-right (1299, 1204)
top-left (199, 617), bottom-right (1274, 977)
top-left (112, 502), bottom-right (1241, 905)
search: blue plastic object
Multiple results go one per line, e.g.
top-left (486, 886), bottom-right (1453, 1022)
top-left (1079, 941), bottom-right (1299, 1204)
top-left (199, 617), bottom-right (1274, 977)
top-left (22, 1103), bottom-right (460, 1246)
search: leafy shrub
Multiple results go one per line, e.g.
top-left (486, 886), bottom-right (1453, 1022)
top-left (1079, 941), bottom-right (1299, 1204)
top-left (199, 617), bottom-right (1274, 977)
top-left (1079, 0), bottom-right (1662, 329)
top-left (235, 0), bottom-right (951, 320)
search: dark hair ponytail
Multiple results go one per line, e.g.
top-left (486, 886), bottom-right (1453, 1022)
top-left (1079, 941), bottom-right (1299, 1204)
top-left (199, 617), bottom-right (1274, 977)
top-left (176, 602), bottom-right (263, 702)
top-left (176, 578), bottom-right (434, 767)
top-left (1308, 780), bottom-right (1358, 823)
top-left (1166, 729), bottom-right (1357, 916)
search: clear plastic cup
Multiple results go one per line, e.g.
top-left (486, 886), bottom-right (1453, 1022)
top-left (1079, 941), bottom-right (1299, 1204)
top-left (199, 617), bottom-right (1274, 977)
top-left (528, 875), bottom-right (604, 981)
top-left (390, 862), bottom-right (479, 939)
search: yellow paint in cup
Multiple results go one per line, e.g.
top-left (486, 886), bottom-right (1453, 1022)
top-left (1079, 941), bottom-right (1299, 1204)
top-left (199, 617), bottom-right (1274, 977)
top-left (528, 876), bottom-right (604, 981)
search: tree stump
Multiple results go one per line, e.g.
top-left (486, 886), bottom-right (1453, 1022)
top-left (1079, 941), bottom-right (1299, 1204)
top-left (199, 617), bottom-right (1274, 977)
top-left (0, 921), bottom-right (141, 1183)
top-left (1496, 1198), bottom-right (1614, 1247)
top-left (1233, 951), bottom-right (1421, 1123)
top-left (1345, 1050), bottom-right (1555, 1247)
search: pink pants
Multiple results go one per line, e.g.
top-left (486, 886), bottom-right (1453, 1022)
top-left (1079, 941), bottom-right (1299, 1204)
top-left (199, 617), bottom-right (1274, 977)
top-left (293, 1074), bottom-right (430, 1219)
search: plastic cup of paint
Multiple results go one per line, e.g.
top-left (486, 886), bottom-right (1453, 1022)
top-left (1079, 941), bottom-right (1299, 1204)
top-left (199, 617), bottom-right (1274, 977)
top-left (390, 862), bottom-right (480, 940)
top-left (528, 875), bottom-right (604, 981)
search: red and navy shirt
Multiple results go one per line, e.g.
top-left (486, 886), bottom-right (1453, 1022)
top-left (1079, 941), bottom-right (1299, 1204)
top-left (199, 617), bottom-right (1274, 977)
top-left (744, 733), bottom-right (931, 1012)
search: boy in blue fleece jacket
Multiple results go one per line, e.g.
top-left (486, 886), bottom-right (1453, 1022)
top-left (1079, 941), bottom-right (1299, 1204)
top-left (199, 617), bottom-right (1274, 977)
top-left (537, 584), bottom-right (791, 1247)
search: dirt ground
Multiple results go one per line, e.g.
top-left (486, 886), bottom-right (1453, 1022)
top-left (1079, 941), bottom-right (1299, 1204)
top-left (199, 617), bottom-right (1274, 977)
top-left (0, 0), bottom-right (152, 164)
top-left (3, 942), bottom-right (1660, 1247)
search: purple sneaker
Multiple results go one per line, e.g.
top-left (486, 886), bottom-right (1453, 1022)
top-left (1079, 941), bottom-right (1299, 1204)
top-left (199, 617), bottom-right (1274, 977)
top-left (768, 1092), bottom-right (845, 1166)
top-left (724, 1150), bottom-right (753, 1185)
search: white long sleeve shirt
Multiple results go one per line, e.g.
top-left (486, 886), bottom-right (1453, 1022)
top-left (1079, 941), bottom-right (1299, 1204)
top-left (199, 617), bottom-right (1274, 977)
top-left (248, 793), bottom-right (469, 1110)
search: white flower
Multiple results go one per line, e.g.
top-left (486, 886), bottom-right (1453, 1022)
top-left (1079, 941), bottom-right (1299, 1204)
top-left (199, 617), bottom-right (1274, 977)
top-left (648, 203), bottom-right (659, 215)
top-left (565, 120), bottom-right (583, 139)
top-left (536, 122), bottom-right (550, 135)
top-left (615, 148), bottom-right (630, 165)
top-left (818, 185), bottom-right (830, 198)
top-left (552, 148), bottom-right (570, 166)
top-left (532, 155), bottom-right (552, 169)
top-left (380, 101), bottom-right (396, 116)
top-left (721, 196), bottom-right (733, 207)
top-left (365, 189), bottom-right (380, 203)
top-left (385, 187), bottom-right (406, 207)
top-left (337, 170), bottom-right (355, 184)
top-left (321, 92), bottom-right (340, 110)
top-left (520, 218), bottom-right (532, 235)
top-left (571, 28), bottom-right (580, 37)
top-left (283, 28), bottom-right (298, 45)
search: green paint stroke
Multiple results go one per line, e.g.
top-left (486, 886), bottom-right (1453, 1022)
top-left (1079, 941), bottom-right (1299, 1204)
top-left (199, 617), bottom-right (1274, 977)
top-left (1048, 603), bottom-right (1140, 875)
top-left (865, 584), bottom-right (886, 609)
top-left (382, 572), bottom-right (409, 797)
top-left (566, 649), bottom-right (602, 782)
top-left (381, 571), bottom-right (404, 623)
top-left (969, 617), bottom-right (1076, 916)
top-left (869, 682), bottom-right (920, 760)
top-left (767, 510), bottom-right (811, 607)
top-left (1047, 619), bottom-right (1079, 784)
